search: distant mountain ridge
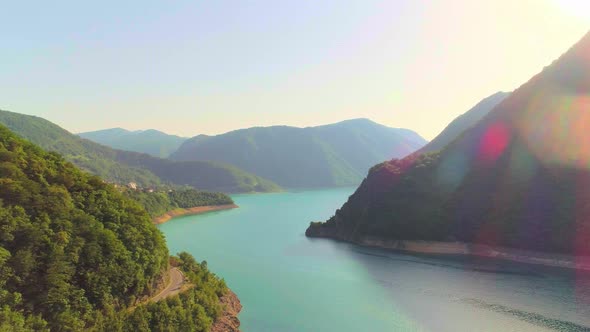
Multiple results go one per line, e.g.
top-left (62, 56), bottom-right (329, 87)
top-left (79, 127), bottom-right (187, 158)
top-left (0, 110), bottom-right (281, 193)
top-left (171, 118), bottom-right (427, 188)
top-left (418, 91), bottom-right (509, 153)
top-left (307, 31), bottom-right (590, 256)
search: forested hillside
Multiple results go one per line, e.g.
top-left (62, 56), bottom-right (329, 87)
top-left (0, 110), bottom-right (162, 187)
top-left (114, 150), bottom-right (281, 193)
top-left (99, 252), bottom-right (229, 332)
top-left (0, 124), bottom-right (168, 329)
top-left (0, 110), bottom-right (280, 193)
top-left (307, 31), bottom-right (590, 256)
top-left (127, 189), bottom-right (234, 218)
top-left (0, 124), bottom-right (236, 331)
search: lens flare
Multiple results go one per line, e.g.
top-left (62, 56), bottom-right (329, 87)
top-left (517, 94), bottom-right (590, 169)
top-left (478, 122), bottom-right (511, 164)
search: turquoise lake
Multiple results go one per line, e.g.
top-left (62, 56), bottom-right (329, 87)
top-left (159, 188), bottom-right (590, 332)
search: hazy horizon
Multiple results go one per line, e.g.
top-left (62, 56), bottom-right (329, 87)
top-left (74, 116), bottom-right (428, 138)
top-left (2, 0), bottom-right (589, 140)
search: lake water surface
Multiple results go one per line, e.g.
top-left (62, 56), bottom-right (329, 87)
top-left (159, 188), bottom-right (590, 332)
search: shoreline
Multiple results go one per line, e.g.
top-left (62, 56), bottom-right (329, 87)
top-left (308, 232), bottom-right (590, 271)
top-left (153, 204), bottom-right (239, 224)
top-left (211, 290), bottom-right (242, 332)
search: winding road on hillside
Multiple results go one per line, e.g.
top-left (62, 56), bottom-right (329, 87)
top-left (150, 267), bottom-right (186, 302)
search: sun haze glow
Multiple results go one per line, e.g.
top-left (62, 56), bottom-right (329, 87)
top-left (553, 0), bottom-right (590, 21)
top-left (0, 0), bottom-right (588, 139)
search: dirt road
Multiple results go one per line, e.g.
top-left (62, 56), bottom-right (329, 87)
top-left (150, 267), bottom-right (185, 302)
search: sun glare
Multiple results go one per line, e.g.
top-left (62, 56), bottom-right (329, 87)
top-left (553, 0), bottom-right (590, 21)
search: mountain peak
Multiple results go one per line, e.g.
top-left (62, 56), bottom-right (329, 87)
top-left (171, 118), bottom-right (426, 188)
top-left (78, 128), bottom-right (188, 158)
top-left (337, 118), bottom-right (375, 124)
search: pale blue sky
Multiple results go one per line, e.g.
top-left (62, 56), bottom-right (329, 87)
top-left (1, 0), bottom-right (588, 139)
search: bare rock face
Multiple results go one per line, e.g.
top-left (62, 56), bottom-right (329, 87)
top-left (211, 290), bottom-right (242, 332)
